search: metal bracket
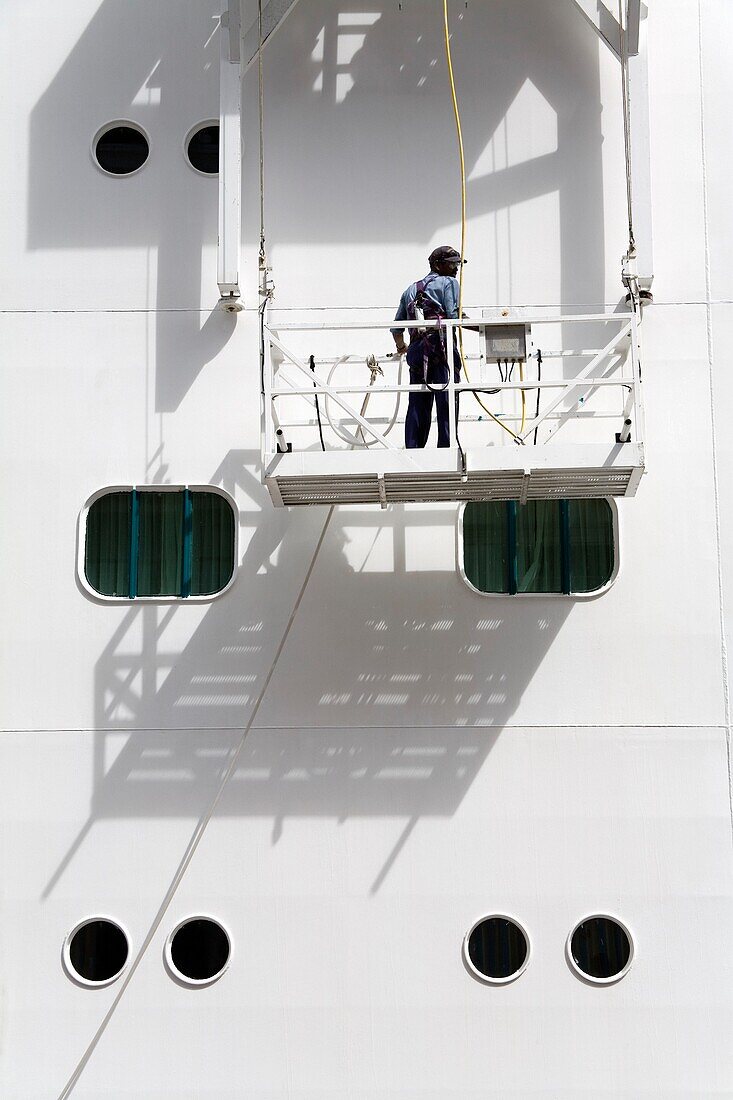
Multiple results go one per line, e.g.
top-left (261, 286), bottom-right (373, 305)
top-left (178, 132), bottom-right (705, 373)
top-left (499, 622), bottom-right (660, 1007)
top-left (626, 0), bottom-right (642, 55)
top-left (242, 0), bottom-right (303, 72)
top-left (570, 0), bottom-right (622, 58)
top-left (571, 1), bottom-right (642, 57)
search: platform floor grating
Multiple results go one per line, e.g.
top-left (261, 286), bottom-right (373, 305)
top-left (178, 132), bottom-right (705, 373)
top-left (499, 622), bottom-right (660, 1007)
top-left (269, 466), bottom-right (639, 506)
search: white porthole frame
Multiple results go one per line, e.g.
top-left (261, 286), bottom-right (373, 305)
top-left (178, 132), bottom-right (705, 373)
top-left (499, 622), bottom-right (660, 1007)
top-left (164, 914), bottom-right (232, 988)
top-left (62, 915), bottom-right (131, 988)
top-left (456, 496), bottom-right (620, 600)
top-left (566, 912), bottom-right (635, 986)
top-left (91, 120), bottom-right (151, 178)
top-left (462, 913), bottom-right (532, 986)
top-left (77, 484), bottom-right (239, 604)
top-left (183, 120), bottom-right (220, 177)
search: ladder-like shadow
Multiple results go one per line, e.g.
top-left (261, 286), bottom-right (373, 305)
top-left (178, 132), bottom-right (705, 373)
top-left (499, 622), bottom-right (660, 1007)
top-left (46, 450), bottom-right (572, 899)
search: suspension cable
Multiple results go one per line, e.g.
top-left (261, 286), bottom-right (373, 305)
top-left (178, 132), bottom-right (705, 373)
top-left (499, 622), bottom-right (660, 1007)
top-left (442, 0), bottom-right (521, 443)
top-left (258, 0), bottom-right (268, 280)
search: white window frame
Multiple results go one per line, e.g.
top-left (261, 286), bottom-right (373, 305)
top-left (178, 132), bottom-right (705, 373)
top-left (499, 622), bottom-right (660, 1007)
top-left (77, 484), bottom-right (239, 604)
top-left (62, 916), bottom-right (131, 988)
top-left (164, 914), bottom-right (232, 988)
top-left (183, 119), bottom-right (220, 176)
top-left (462, 912), bottom-right (532, 986)
top-left (566, 912), bottom-right (635, 985)
top-left (457, 497), bottom-right (620, 600)
top-left (91, 120), bottom-right (151, 178)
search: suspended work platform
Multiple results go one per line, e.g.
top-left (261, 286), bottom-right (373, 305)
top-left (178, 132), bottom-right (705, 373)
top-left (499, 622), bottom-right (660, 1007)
top-left (266, 444), bottom-right (644, 507)
top-left (262, 311), bottom-right (645, 508)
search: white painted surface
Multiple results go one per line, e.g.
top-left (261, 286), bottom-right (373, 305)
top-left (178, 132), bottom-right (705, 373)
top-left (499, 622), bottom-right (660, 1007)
top-left (1, 0), bottom-right (732, 1095)
top-left (1, 728), bottom-right (731, 1096)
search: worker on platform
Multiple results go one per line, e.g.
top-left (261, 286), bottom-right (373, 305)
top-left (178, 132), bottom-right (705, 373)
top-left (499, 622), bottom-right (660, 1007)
top-left (391, 245), bottom-right (463, 449)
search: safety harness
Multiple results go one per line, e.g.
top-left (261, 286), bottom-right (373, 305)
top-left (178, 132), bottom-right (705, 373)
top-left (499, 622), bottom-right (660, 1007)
top-left (407, 273), bottom-right (452, 391)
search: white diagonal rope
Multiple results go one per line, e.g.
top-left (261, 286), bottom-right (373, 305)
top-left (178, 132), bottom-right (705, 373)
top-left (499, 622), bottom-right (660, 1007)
top-left (57, 507), bottom-right (335, 1098)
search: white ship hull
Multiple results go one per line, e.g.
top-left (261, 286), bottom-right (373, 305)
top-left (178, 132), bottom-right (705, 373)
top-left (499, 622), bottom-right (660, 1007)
top-left (2, 1), bottom-right (732, 1094)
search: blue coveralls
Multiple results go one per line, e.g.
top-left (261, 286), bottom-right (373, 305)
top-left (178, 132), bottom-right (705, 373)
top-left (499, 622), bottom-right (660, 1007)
top-left (392, 273), bottom-right (460, 449)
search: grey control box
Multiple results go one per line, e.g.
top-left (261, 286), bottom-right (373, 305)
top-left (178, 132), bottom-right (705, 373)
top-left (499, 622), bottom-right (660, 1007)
top-left (483, 323), bottom-right (531, 362)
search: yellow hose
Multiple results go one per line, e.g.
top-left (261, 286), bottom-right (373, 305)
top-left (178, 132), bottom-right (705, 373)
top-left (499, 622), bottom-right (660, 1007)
top-left (442, 0), bottom-right (519, 443)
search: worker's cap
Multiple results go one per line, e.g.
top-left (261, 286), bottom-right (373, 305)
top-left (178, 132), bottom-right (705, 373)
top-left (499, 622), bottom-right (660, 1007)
top-left (428, 245), bottom-right (466, 267)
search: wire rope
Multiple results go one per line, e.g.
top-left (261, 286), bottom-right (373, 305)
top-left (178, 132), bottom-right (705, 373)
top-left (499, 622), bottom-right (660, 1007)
top-left (258, 0), bottom-right (267, 275)
top-left (442, 0), bottom-right (521, 444)
top-left (56, 506), bottom-right (335, 1099)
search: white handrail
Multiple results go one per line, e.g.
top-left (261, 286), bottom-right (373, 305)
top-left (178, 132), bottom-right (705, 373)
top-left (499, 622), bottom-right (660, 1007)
top-left (262, 311), bottom-right (641, 459)
top-left (268, 313), bottom-right (632, 331)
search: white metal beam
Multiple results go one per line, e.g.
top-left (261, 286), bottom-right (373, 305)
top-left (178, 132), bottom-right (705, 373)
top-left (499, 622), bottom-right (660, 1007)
top-left (626, 0), bottom-right (641, 55)
top-left (570, 0), bottom-right (621, 59)
top-left (242, 0), bottom-right (302, 73)
top-left (217, 0), bottom-right (242, 302)
top-left (267, 332), bottom-right (420, 468)
top-left (518, 322), bottom-right (632, 442)
top-left (628, 15), bottom-right (653, 289)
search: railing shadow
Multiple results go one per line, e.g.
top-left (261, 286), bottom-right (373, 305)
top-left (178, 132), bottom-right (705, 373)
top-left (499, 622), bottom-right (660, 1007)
top-left (44, 449), bottom-right (573, 899)
top-left (28, 0), bottom-right (604, 897)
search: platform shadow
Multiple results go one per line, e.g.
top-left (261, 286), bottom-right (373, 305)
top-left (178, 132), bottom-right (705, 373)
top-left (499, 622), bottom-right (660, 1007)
top-left (44, 449), bottom-right (573, 899)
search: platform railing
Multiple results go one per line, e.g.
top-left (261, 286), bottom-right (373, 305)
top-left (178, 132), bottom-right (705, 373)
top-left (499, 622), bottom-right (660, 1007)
top-left (263, 310), bottom-right (643, 462)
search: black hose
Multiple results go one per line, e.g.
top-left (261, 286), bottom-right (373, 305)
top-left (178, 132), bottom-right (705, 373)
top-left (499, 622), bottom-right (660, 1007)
top-left (258, 298), bottom-right (267, 396)
top-left (533, 349), bottom-right (542, 446)
top-left (454, 391), bottom-right (466, 475)
top-left (309, 354), bottom-right (326, 451)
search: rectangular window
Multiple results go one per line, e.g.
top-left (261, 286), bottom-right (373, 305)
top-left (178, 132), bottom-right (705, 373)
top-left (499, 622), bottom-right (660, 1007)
top-left (462, 499), bottom-right (616, 596)
top-left (84, 488), bottom-right (235, 599)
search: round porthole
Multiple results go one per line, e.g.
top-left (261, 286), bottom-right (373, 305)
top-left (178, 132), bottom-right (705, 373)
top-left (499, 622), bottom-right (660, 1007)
top-left (567, 914), bottom-right (633, 984)
top-left (63, 917), bottom-right (129, 987)
top-left (165, 916), bottom-right (231, 985)
top-left (185, 122), bottom-right (219, 175)
top-left (93, 122), bottom-right (149, 176)
top-left (463, 914), bottom-right (530, 984)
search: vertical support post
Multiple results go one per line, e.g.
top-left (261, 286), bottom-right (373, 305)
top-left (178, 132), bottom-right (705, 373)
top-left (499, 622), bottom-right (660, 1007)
top-left (559, 499), bottom-right (571, 595)
top-left (507, 500), bottom-right (518, 596)
top-left (181, 488), bottom-right (193, 598)
top-left (447, 320), bottom-right (457, 450)
top-left (627, 15), bottom-right (653, 292)
top-left (218, 0), bottom-right (242, 302)
top-left (630, 301), bottom-right (646, 452)
top-left (129, 489), bottom-right (140, 600)
top-left (262, 317), bottom-right (274, 459)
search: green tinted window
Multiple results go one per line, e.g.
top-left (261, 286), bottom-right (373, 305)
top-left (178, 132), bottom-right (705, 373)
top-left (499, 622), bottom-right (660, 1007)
top-left (567, 499), bottom-right (615, 594)
top-left (463, 499), bottom-right (614, 595)
top-left (84, 492), bottom-right (131, 597)
top-left (85, 489), bottom-right (235, 599)
top-left (190, 491), bottom-right (236, 596)
top-left (136, 492), bottom-right (184, 597)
